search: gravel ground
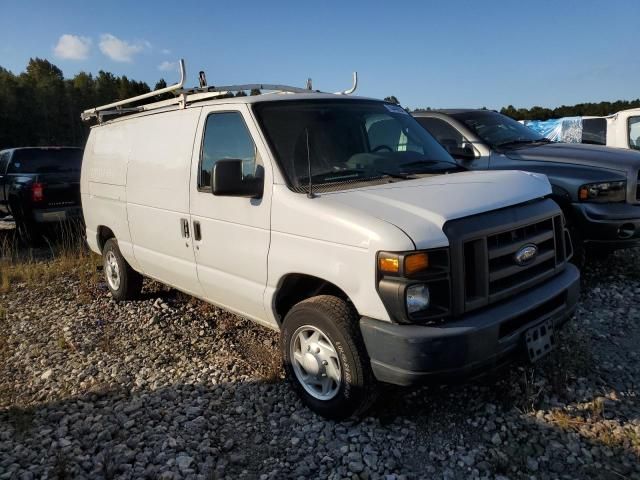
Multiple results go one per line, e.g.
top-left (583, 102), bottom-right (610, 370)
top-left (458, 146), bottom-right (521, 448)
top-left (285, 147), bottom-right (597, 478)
top-left (0, 246), bottom-right (639, 479)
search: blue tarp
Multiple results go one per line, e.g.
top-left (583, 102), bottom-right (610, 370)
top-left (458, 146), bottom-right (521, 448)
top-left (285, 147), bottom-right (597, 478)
top-left (523, 117), bottom-right (583, 143)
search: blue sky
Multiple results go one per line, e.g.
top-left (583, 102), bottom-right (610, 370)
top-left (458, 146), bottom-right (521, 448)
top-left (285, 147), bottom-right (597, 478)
top-left (1, 0), bottom-right (638, 110)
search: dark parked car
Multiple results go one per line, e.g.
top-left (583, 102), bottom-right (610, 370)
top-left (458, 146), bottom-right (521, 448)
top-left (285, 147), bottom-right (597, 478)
top-left (414, 110), bottom-right (640, 258)
top-left (0, 147), bottom-right (83, 240)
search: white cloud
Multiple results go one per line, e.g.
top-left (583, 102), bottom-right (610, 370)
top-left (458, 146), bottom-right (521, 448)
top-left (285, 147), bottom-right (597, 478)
top-left (158, 61), bottom-right (178, 72)
top-left (53, 34), bottom-right (92, 60)
top-left (161, 48), bottom-right (172, 55)
top-left (99, 34), bottom-right (148, 62)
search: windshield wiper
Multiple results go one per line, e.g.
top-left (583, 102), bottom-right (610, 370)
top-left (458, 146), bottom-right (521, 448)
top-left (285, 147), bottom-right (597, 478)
top-left (376, 170), bottom-right (414, 179)
top-left (398, 159), bottom-right (439, 168)
top-left (398, 159), bottom-right (461, 172)
top-left (304, 168), bottom-right (368, 182)
top-left (496, 138), bottom-right (549, 148)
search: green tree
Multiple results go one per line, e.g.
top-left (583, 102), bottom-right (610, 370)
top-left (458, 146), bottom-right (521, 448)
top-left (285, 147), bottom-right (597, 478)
top-left (383, 96), bottom-right (400, 105)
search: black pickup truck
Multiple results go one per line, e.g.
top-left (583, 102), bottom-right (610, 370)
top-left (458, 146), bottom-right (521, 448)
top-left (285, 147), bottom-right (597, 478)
top-left (414, 110), bottom-right (640, 259)
top-left (0, 147), bottom-right (83, 239)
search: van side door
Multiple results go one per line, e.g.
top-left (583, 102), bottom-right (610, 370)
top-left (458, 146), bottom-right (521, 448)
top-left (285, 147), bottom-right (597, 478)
top-left (189, 104), bottom-right (272, 325)
top-left (125, 108), bottom-right (204, 297)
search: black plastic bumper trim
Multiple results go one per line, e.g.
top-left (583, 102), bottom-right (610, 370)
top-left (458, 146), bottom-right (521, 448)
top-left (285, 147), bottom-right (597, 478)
top-left (360, 264), bottom-right (580, 386)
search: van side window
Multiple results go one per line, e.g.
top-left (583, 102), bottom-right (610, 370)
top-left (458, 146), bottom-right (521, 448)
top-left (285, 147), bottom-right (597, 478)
top-left (199, 112), bottom-right (257, 189)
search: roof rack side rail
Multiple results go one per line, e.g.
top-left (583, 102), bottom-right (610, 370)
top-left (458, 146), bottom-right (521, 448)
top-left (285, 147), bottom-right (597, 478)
top-left (81, 59), bottom-right (186, 121)
top-left (180, 83), bottom-right (314, 95)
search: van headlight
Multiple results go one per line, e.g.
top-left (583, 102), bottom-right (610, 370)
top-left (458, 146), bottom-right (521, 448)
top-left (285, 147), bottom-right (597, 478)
top-left (578, 181), bottom-right (626, 203)
top-left (376, 249), bottom-right (450, 324)
top-left (406, 284), bottom-right (430, 314)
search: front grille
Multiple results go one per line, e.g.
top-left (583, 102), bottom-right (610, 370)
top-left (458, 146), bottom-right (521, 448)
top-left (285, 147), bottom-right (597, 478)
top-left (485, 216), bottom-right (562, 301)
top-left (486, 218), bottom-right (556, 296)
top-left (444, 199), bottom-right (570, 317)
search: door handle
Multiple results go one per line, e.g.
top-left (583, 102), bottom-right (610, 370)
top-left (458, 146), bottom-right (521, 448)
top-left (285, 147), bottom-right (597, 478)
top-left (193, 221), bottom-right (202, 241)
top-left (180, 218), bottom-right (190, 238)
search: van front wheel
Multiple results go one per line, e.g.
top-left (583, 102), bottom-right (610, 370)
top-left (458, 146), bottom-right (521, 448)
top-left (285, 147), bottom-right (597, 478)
top-left (281, 295), bottom-right (377, 419)
top-left (102, 238), bottom-right (142, 301)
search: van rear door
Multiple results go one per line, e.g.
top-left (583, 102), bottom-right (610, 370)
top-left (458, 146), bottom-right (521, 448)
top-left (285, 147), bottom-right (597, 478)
top-left (189, 104), bottom-right (272, 323)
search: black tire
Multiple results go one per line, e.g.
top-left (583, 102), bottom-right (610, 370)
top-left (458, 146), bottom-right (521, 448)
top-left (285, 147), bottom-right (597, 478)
top-left (102, 238), bottom-right (143, 301)
top-left (281, 295), bottom-right (377, 420)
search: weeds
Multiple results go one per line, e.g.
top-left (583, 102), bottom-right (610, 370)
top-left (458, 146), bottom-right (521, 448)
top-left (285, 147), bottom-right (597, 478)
top-left (0, 220), bottom-right (100, 294)
top-left (517, 368), bottom-right (545, 412)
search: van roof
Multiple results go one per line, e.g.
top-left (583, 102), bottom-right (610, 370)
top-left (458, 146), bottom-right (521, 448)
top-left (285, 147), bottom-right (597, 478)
top-left (89, 91), bottom-right (382, 127)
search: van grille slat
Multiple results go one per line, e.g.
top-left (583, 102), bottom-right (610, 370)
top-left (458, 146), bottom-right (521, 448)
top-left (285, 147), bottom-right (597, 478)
top-left (488, 230), bottom-right (554, 260)
top-left (489, 249), bottom-right (556, 282)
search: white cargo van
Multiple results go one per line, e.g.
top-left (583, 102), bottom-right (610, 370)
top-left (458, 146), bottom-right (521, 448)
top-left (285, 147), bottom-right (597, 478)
top-left (81, 63), bottom-right (579, 418)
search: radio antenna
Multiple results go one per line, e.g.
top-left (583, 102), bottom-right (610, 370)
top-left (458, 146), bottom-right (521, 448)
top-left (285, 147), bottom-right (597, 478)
top-left (306, 127), bottom-right (315, 198)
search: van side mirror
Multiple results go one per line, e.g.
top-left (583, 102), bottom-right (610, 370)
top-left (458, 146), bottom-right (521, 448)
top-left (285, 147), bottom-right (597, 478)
top-left (447, 145), bottom-right (476, 161)
top-left (212, 159), bottom-right (264, 198)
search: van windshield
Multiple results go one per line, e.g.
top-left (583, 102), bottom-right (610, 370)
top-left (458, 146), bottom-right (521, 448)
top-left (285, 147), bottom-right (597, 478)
top-left (253, 100), bottom-right (460, 192)
top-left (8, 148), bottom-right (83, 174)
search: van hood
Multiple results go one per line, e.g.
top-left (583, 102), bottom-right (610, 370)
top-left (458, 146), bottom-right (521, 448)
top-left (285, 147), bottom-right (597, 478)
top-left (504, 143), bottom-right (640, 173)
top-left (318, 170), bottom-right (551, 248)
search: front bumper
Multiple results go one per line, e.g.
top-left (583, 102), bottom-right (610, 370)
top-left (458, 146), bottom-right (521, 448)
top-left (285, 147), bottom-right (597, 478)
top-left (571, 202), bottom-right (640, 248)
top-left (33, 206), bottom-right (83, 223)
top-left (360, 264), bottom-right (580, 386)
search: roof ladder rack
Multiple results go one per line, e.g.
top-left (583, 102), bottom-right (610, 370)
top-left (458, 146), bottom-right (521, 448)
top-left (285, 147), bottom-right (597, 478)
top-left (81, 59), bottom-right (359, 123)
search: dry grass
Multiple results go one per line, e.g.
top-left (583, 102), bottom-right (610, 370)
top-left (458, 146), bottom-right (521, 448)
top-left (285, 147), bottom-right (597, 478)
top-left (547, 403), bottom-right (640, 456)
top-left (0, 220), bottom-right (100, 295)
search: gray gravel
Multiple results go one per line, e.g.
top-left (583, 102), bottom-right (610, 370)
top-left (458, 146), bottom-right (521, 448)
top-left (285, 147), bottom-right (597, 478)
top-left (1, 248), bottom-right (639, 479)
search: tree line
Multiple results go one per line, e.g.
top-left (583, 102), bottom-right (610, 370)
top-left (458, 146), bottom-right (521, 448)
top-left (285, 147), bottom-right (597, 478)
top-left (0, 59), bottom-right (267, 151)
top-left (2, 58), bottom-right (639, 151)
top-left (500, 99), bottom-right (640, 120)
top-left (0, 58), bottom-right (157, 150)
top-left (409, 98), bottom-right (640, 120)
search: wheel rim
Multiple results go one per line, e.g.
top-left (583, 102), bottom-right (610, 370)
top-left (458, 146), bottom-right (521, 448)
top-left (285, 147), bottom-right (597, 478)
top-left (105, 251), bottom-right (121, 291)
top-left (290, 325), bottom-right (342, 401)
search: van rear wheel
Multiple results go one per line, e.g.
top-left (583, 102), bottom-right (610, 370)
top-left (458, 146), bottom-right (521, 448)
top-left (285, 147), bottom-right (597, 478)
top-left (281, 295), bottom-right (377, 419)
top-left (102, 238), bottom-right (142, 301)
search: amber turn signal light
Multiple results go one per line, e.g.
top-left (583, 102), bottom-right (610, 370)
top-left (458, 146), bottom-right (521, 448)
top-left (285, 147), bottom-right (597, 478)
top-left (404, 253), bottom-right (430, 275)
top-left (578, 187), bottom-right (588, 201)
top-left (378, 255), bottom-right (400, 273)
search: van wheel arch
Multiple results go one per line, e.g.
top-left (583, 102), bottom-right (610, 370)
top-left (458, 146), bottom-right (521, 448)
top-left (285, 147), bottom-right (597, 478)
top-left (274, 274), bottom-right (354, 325)
top-left (97, 226), bottom-right (116, 253)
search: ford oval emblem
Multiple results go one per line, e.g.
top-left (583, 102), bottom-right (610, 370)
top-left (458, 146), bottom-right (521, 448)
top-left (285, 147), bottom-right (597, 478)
top-left (514, 244), bottom-right (538, 266)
